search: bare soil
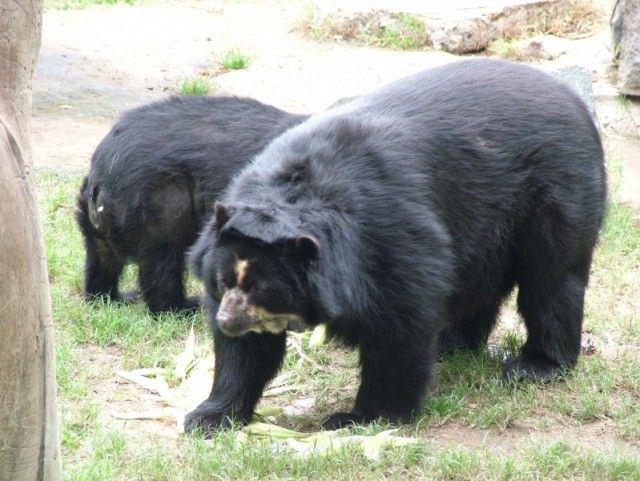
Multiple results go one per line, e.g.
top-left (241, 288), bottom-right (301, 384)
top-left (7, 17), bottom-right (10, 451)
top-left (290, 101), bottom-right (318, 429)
top-left (33, 0), bottom-right (640, 203)
top-left (427, 420), bottom-right (640, 456)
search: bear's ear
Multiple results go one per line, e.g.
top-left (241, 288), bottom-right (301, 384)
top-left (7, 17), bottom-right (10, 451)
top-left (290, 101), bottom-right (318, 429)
top-left (214, 201), bottom-right (231, 229)
top-left (291, 235), bottom-right (320, 261)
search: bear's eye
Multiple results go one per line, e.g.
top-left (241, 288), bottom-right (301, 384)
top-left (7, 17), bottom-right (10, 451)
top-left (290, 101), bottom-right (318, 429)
top-left (245, 281), bottom-right (260, 294)
top-left (220, 272), bottom-right (235, 290)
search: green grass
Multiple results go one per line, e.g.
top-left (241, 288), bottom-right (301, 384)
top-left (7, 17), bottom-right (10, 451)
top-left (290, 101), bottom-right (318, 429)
top-left (39, 170), bottom-right (207, 368)
top-left (45, 0), bottom-right (134, 9)
top-left (300, 9), bottom-right (430, 51)
top-left (376, 12), bottom-right (427, 50)
top-left (63, 432), bottom-right (640, 481)
top-left (37, 163), bottom-right (639, 480)
top-left (485, 37), bottom-right (539, 62)
top-left (178, 76), bottom-right (212, 96)
top-left (221, 49), bottom-right (251, 70)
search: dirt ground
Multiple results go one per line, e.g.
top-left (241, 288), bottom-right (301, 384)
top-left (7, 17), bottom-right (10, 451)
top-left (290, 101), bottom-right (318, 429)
top-left (35, 0), bottom-right (640, 455)
top-left (33, 0), bottom-right (640, 208)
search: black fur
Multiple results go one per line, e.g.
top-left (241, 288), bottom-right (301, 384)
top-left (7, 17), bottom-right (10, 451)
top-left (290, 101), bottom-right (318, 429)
top-left (76, 96), bottom-right (308, 313)
top-left (185, 59), bottom-right (606, 433)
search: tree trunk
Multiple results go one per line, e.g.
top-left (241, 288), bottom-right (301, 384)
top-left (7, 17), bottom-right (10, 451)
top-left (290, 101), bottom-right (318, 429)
top-left (0, 1), bottom-right (62, 481)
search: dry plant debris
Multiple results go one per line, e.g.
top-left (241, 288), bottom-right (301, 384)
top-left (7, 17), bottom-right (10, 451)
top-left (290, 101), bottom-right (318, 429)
top-left (113, 325), bottom-right (418, 460)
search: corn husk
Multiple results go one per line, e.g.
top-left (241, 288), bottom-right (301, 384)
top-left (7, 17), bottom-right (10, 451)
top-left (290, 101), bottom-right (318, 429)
top-left (240, 422), bottom-right (419, 461)
top-left (114, 331), bottom-right (419, 462)
top-left (308, 325), bottom-right (327, 348)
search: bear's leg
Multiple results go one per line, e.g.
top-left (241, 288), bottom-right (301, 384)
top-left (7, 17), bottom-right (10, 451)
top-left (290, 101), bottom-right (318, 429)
top-left (323, 333), bottom-right (435, 429)
top-left (505, 196), bottom-right (596, 382)
top-left (83, 232), bottom-right (125, 302)
top-left (78, 187), bottom-right (124, 301)
top-left (438, 300), bottom-right (501, 355)
top-left (504, 269), bottom-right (587, 382)
top-left (137, 246), bottom-right (198, 314)
top-left (184, 299), bottom-right (287, 436)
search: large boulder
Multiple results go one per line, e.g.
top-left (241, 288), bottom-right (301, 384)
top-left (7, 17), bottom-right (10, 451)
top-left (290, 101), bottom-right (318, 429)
top-left (612, 0), bottom-right (640, 96)
top-left (552, 65), bottom-right (598, 123)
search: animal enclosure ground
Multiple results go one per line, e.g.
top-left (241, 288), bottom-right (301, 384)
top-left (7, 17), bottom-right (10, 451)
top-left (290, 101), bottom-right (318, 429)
top-left (41, 164), bottom-right (640, 480)
top-left (33, 0), bottom-right (640, 479)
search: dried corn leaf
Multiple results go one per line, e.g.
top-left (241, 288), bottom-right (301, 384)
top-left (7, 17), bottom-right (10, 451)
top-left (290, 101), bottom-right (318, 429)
top-left (115, 330), bottom-right (418, 462)
top-left (308, 325), bottom-right (327, 348)
top-left (174, 326), bottom-right (196, 380)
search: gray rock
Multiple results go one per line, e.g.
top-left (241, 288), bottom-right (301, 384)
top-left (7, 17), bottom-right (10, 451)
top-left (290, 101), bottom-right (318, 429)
top-left (428, 1), bottom-right (558, 54)
top-left (308, 0), bottom-right (563, 55)
top-left (551, 65), bottom-right (598, 122)
top-left (611, 0), bottom-right (624, 49)
top-left (612, 0), bottom-right (640, 96)
top-left (429, 17), bottom-right (497, 54)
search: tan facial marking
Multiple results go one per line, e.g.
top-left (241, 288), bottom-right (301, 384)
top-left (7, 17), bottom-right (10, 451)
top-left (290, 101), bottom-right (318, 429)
top-left (235, 259), bottom-right (249, 287)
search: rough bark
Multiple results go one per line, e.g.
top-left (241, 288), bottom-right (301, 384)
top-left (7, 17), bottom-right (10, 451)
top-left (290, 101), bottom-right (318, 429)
top-left (0, 1), bottom-right (62, 481)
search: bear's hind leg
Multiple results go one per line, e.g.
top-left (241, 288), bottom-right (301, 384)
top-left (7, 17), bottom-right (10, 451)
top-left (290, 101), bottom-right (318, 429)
top-left (506, 208), bottom-right (594, 382)
top-left (138, 245), bottom-right (197, 314)
top-left (83, 234), bottom-right (125, 302)
top-left (438, 300), bottom-right (502, 355)
top-left (504, 269), bottom-right (587, 382)
top-left (77, 184), bottom-right (124, 302)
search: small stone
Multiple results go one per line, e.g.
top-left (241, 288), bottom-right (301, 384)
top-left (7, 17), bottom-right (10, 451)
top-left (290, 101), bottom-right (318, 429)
top-left (283, 397), bottom-right (316, 417)
top-left (522, 35), bottom-right (570, 59)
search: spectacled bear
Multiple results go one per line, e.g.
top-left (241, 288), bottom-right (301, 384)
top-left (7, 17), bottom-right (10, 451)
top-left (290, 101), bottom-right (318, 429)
top-left (76, 96), bottom-right (308, 314)
top-left (185, 59), bottom-right (606, 433)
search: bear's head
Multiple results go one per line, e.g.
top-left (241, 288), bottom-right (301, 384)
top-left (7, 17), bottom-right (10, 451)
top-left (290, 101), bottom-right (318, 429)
top-left (190, 201), bottom-right (319, 337)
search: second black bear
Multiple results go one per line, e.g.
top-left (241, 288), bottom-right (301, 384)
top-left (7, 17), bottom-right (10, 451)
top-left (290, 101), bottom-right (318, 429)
top-left (77, 96), bottom-right (308, 313)
top-left (185, 59), bottom-right (606, 433)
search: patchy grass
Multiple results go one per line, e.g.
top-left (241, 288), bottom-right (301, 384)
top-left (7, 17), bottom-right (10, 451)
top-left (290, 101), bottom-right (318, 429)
top-left (221, 49), bottom-right (251, 70)
top-left (486, 0), bottom-right (605, 60)
top-left (299, 8), bottom-right (429, 50)
top-left (300, 0), bottom-right (602, 53)
top-left (178, 76), bottom-right (212, 96)
top-left (38, 161), bottom-right (639, 479)
top-left (498, 0), bottom-right (606, 41)
top-left (523, 0), bottom-right (606, 39)
top-left (45, 0), bottom-right (134, 9)
top-left (374, 12), bottom-right (427, 50)
top-left (485, 37), bottom-right (540, 62)
top-left (63, 431), bottom-right (640, 481)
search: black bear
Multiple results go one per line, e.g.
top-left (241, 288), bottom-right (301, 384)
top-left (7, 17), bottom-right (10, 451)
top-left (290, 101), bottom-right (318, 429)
top-left (185, 59), bottom-right (606, 433)
top-left (76, 96), bottom-right (308, 314)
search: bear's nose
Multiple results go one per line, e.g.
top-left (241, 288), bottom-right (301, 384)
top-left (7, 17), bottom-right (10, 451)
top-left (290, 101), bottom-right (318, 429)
top-left (215, 309), bottom-right (239, 334)
top-left (215, 288), bottom-right (250, 336)
top-left (215, 309), bottom-right (231, 325)
top-left (216, 313), bottom-right (240, 337)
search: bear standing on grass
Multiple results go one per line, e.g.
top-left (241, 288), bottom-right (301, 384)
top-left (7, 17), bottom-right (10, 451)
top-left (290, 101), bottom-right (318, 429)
top-left (186, 59), bottom-right (606, 434)
top-left (76, 96), bottom-right (308, 314)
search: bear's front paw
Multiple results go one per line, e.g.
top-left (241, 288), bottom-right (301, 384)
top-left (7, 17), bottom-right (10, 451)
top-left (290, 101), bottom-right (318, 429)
top-left (184, 400), bottom-right (242, 437)
top-left (321, 411), bottom-right (369, 430)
